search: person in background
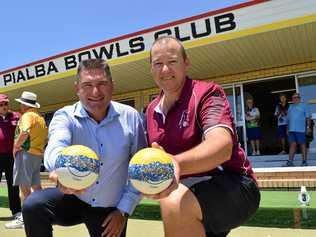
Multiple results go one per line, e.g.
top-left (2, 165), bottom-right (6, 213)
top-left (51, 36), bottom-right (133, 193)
top-left (245, 98), bottom-right (261, 156)
top-left (145, 36), bottom-right (260, 237)
top-left (274, 93), bottom-right (289, 155)
top-left (306, 119), bottom-right (314, 155)
top-left (21, 58), bottom-right (147, 237)
top-left (5, 91), bottom-right (48, 229)
top-left (236, 103), bottom-right (245, 149)
top-left (0, 94), bottom-right (22, 222)
top-left (285, 93), bottom-right (311, 166)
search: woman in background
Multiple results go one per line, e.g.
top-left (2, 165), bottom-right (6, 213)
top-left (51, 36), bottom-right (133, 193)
top-left (274, 93), bottom-right (289, 155)
top-left (245, 98), bottom-right (262, 156)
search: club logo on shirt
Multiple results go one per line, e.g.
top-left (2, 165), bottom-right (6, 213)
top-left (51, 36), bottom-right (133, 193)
top-left (179, 110), bottom-right (189, 128)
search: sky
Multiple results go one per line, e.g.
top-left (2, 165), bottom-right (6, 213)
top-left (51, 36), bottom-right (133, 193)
top-left (0, 0), bottom-right (248, 71)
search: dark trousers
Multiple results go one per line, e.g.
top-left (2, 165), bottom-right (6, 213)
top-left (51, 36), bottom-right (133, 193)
top-left (22, 188), bottom-right (127, 237)
top-left (0, 154), bottom-right (21, 215)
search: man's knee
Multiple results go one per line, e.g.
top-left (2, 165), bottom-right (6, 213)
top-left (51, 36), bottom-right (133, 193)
top-left (22, 191), bottom-right (44, 217)
top-left (160, 186), bottom-right (202, 219)
top-left (20, 185), bottom-right (31, 196)
top-left (160, 194), bottom-right (179, 212)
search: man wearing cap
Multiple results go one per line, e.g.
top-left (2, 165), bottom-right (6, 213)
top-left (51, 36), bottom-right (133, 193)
top-left (0, 94), bottom-right (22, 220)
top-left (5, 91), bottom-right (48, 229)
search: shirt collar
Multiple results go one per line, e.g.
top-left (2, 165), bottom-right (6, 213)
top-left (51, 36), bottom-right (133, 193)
top-left (74, 101), bottom-right (119, 123)
top-left (154, 77), bottom-right (192, 122)
top-left (176, 77), bottom-right (192, 104)
top-left (0, 111), bottom-right (16, 120)
top-left (156, 77), bottom-right (192, 103)
top-left (24, 108), bottom-right (38, 114)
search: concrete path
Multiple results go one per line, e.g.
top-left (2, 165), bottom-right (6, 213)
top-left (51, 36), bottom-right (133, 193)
top-left (1, 208), bottom-right (315, 237)
top-left (249, 152), bottom-right (316, 168)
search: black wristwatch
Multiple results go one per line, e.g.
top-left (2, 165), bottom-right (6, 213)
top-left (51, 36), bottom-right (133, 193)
top-left (117, 208), bottom-right (129, 218)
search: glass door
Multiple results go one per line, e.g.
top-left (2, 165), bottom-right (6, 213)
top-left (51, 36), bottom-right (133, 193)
top-left (223, 84), bottom-right (247, 152)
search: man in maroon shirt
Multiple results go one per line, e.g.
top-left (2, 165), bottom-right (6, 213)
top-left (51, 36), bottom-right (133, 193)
top-left (0, 94), bottom-right (22, 218)
top-left (146, 36), bottom-right (260, 237)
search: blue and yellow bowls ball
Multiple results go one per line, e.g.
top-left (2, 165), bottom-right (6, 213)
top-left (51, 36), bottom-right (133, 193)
top-left (128, 148), bottom-right (174, 195)
top-left (55, 145), bottom-right (100, 190)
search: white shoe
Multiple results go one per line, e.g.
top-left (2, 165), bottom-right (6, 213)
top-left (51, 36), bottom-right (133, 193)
top-left (11, 212), bottom-right (22, 220)
top-left (5, 213), bottom-right (24, 229)
top-left (251, 151), bottom-right (256, 156)
top-left (256, 151), bottom-right (261, 156)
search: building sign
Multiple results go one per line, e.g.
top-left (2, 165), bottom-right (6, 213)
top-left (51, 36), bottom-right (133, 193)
top-left (0, 12), bottom-right (236, 88)
top-left (1, 0), bottom-right (315, 88)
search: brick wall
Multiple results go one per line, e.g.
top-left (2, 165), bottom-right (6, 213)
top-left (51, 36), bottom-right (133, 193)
top-left (254, 167), bottom-right (316, 188)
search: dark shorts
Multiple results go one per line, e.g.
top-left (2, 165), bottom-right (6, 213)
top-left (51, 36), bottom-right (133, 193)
top-left (288, 131), bottom-right (306, 144)
top-left (277, 125), bottom-right (287, 138)
top-left (246, 127), bottom-right (261, 140)
top-left (182, 172), bottom-right (260, 237)
top-left (22, 188), bottom-right (127, 237)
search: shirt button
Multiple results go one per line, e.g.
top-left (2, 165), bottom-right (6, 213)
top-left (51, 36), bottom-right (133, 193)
top-left (96, 181), bottom-right (99, 184)
top-left (100, 162), bottom-right (103, 166)
top-left (92, 198), bottom-right (95, 202)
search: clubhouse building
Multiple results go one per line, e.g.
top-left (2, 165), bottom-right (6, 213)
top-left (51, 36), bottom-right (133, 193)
top-left (1, 0), bottom-right (316, 155)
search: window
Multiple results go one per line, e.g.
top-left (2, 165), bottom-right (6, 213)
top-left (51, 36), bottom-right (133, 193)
top-left (118, 99), bottom-right (135, 108)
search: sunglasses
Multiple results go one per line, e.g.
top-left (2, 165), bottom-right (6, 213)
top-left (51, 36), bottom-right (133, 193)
top-left (0, 102), bottom-right (8, 107)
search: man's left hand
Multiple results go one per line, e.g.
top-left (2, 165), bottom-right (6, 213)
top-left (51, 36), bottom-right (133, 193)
top-left (13, 145), bottom-right (22, 159)
top-left (307, 127), bottom-right (312, 136)
top-left (101, 209), bottom-right (126, 237)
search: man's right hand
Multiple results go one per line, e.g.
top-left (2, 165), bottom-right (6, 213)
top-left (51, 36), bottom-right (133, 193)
top-left (49, 171), bottom-right (87, 195)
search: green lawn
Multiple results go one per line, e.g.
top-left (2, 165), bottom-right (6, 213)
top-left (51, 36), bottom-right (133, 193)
top-left (134, 190), bottom-right (316, 229)
top-left (260, 191), bottom-right (315, 208)
top-left (1, 187), bottom-right (315, 228)
top-left (139, 190), bottom-right (316, 208)
top-left (0, 188), bottom-right (7, 196)
top-left (0, 188), bottom-right (9, 209)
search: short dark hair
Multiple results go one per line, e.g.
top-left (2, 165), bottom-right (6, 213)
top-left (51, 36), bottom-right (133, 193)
top-left (76, 58), bottom-right (112, 82)
top-left (279, 93), bottom-right (287, 98)
top-left (292, 92), bottom-right (301, 98)
top-left (149, 36), bottom-right (187, 63)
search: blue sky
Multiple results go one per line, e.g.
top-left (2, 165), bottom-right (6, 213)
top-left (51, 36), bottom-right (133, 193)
top-left (0, 0), bottom-right (247, 71)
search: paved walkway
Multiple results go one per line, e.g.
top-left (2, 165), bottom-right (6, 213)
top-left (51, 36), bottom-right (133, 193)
top-left (1, 208), bottom-right (316, 237)
top-left (249, 152), bottom-right (316, 168)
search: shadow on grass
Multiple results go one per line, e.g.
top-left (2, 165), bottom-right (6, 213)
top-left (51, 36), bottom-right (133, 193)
top-left (131, 204), bottom-right (161, 220)
top-left (246, 207), bottom-right (316, 229)
top-left (0, 195), bottom-right (10, 220)
top-left (131, 204), bottom-right (316, 229)
top-left (2, 192), bottom-right (315, 229)
top-left (0, 196), bottom-right (9, 208)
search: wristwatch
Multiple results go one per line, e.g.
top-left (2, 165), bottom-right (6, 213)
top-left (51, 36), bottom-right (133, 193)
top-left (117, 208), bottom-right (129, 218)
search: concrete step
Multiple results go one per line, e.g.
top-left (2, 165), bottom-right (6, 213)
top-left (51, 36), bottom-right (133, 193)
top-left (249, 153), bottom-right (316, 168)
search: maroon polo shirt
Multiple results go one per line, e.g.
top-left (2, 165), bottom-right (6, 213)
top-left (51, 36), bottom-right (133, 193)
top-left (0, 111), bottom-right (20, 154)
top-left (146, 78), bottom-right (255, 180)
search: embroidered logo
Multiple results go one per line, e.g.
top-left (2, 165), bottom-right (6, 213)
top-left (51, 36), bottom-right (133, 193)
top-left (179, 110), bottom-right (189, 128)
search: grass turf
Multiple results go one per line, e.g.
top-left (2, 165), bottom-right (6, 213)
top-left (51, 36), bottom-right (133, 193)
top-left (133, 191), bottom-right (316, 229)
top-left (1, 187), bottom-right (315, 228)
